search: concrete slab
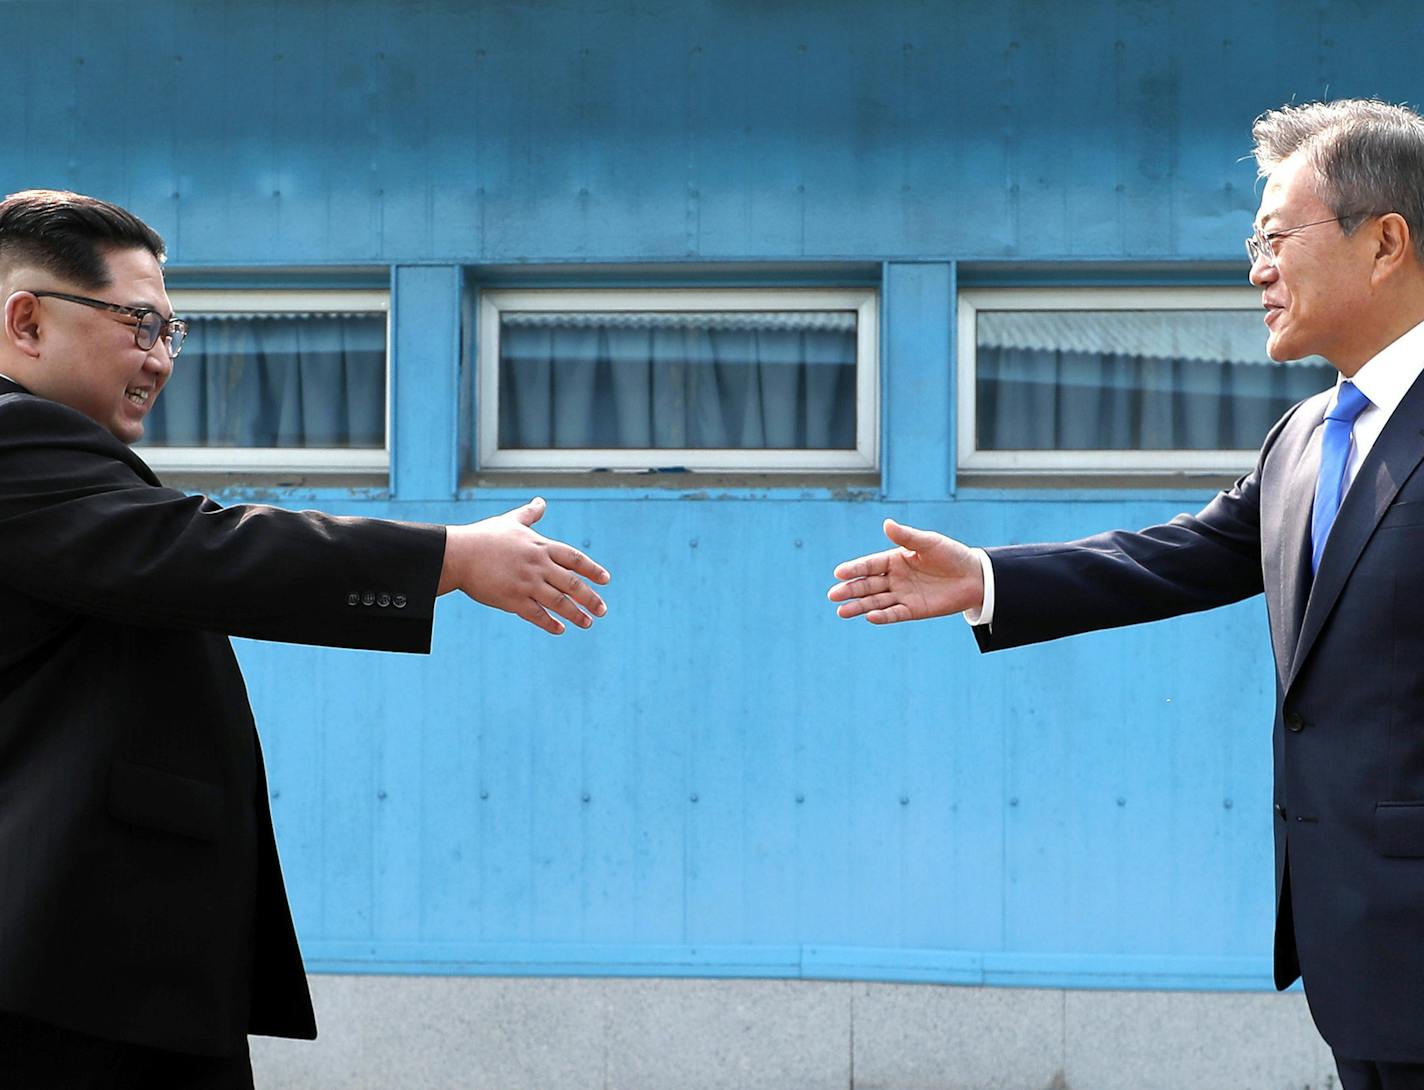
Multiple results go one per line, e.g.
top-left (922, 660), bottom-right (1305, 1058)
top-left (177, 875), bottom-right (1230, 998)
top-left (1062, 990), bottom-right (1333, 1090)
top-left (851, 982), bottom-right (1064, 1090)
top-left (600, 977), bottom-right (851, 1090)
top-left (251, 975), bottom-right (606, 1090)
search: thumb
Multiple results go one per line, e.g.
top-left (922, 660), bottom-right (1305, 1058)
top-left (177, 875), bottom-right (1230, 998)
top-left (514, 496), bottom-right (547, 526)
top-left (883, 518), bottom-right (937, 553)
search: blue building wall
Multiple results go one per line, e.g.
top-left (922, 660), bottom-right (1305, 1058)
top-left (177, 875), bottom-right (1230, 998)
top-left (8, 0), bottom-right (1414, 989)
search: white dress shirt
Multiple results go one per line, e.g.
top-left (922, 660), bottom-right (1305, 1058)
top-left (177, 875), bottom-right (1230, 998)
top-left (966, 318), bottom-right (1424, 629)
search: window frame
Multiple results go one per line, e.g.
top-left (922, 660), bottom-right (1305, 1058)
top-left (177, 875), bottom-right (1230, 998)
top-left (476, 287), bottom-right (880, 473)
top-left (141, 289), bottom-right (391, 475)
top-left (956, 285), bottom-right (1319, 477)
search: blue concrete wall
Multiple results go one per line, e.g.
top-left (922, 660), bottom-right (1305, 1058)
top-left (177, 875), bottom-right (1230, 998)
top-left (9, 0), bottom-right (1414, 988)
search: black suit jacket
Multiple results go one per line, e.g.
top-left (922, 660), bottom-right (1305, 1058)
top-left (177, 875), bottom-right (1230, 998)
top-left (974, 368), bottom-right (1424, 1061)
top-left (0, 378), bottom-right (446, 1057)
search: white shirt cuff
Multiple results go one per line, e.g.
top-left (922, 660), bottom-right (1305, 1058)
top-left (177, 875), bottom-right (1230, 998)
top-left (961, 547), bottom-right (995, 628)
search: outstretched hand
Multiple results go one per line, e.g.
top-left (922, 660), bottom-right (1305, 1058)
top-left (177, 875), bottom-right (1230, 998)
top-left (827, 518), bottom-right (984, 624)
top-left (440, 497), bottom-right (610, 635)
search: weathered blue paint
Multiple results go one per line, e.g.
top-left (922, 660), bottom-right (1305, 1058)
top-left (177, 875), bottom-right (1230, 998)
top-left (7, 0), bottom-right (1406, 991)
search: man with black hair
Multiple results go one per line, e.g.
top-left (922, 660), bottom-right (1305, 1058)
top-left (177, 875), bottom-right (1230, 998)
top-left (0, 189), bottom-right (610, 1087)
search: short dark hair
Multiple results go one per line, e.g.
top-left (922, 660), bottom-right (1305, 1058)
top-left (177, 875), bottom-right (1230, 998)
top-left (1251, 99), bottom-right (1424, 260)
top-left (0, 189), bottom-right (166, 289)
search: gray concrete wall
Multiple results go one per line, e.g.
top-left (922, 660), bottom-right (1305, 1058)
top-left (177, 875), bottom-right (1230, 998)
top-left (251, 976), bottom-right (1336, 1090)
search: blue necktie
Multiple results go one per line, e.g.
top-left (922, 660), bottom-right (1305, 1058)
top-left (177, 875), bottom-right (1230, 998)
top-left (1311, 380), bottom-right (1372, 573)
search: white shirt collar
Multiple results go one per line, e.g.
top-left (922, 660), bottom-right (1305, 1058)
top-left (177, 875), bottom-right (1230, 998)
top-left (1336, 318), bottom-right (1424, 416)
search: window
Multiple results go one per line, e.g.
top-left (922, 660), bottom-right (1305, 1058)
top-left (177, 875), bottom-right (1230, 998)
top-left (957, 287), bottom-right (1335, 476)
top-left (138, 290), bottom-right (389, 475)
top-left (476, 288), bottom-right (878, 472)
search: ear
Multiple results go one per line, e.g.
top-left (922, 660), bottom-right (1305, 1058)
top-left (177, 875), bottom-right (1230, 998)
top-left (1370, 212), bottom-right (1414, 285)
top-left (4, 291), bottom-right (43, 359)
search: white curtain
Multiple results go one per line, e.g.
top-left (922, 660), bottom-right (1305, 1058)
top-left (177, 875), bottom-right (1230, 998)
top-left (498, 312), bottom-right (857, 450)
top-left (976, 310), bottom-right (1336, 450)
top-left (142, 313), bottom-right (386, 449)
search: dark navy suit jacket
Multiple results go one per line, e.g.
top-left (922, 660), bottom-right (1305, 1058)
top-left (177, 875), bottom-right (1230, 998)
top-left (976, 369), bottom-right (1424, 1062)
top-left (0, 378), bottom-right (446, 1056)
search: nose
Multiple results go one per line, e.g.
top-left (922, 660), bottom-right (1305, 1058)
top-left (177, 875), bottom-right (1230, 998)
top-left (143, 342), bottom-right (175, 377)
top-left (1248, 251), bottom-right (1277, 287)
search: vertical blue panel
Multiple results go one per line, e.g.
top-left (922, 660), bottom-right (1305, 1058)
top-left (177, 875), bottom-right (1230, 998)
top-left (391, 265), bottom-right (460, 500)
top-left (882, 262), bottom-right (953, 500)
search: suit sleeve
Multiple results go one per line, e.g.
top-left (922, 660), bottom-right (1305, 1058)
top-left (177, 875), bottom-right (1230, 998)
top-left (0, 394), bottom-right (446, 653)
top-left (970, 403), bottom-right (1306, 653)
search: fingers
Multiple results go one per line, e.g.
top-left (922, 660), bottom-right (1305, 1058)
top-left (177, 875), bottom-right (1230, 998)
top-left (826, 573), bottom-right (891, 603)
top-left (834, 588), bottom-right (905, 619)
top-left (864, 602), bottom-right (914, 625)
top-left (515, 600), bottom-right (566, 636)
top-left (539, 579), bottom-right (600, 630)
top-left (549, 540), bottom-right (612, 586)
top-left (557, 568), bottom-right (607, 619)
top-left (831, 547), bottom-right (896, 582)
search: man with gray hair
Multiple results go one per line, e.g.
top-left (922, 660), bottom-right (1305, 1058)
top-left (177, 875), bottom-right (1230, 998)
top-left (830, 98), bottom-right (1424, 1088)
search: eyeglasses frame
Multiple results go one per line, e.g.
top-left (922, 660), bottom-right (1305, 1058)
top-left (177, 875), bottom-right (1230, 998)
top-left (1245, 213), bottom-right (1381, 267)
top-left (28, 290), bottom-right (188, 356)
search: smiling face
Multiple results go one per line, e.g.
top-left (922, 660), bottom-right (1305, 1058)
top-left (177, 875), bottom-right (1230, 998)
top-left (17, 246), bottom-right (175, 443)
top-left (1249, 151), bottom-right (1381, 374)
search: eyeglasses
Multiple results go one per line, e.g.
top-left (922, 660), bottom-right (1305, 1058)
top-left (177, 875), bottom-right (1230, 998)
top-left (29, 290), bottom-right (188, 356)
top-left (1245, 214), bottom-right (1376, 267)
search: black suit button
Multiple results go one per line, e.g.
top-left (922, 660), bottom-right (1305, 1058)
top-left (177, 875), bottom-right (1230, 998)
top-left (1275, 803), bottom-right (1288, 821)
top-left (1285, 711), bottom-right (1305, 733)
top-left (377, 593), bottom-right (391, 607)
top-left (346, 592), bottom-right (360, 606)
top-left (393, 594), bottom-right (407, 609)
top-left (362, 591), bottom-right (376, 606)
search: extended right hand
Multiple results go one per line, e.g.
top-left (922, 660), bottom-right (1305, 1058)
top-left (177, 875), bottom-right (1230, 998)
top-left (439, 497), bottom-right (610, 635)
top-left (826, 519), bottom-right (984, 624)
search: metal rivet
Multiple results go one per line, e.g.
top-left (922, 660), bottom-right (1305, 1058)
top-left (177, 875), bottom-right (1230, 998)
top-left (1116, 797), bottom-right (1127, 807)
top-left (690, 793), bottom-right (699, 803)
top-left (1223, 799), bottom-right (1233, 809)
top-left (377, 790), bottom-right (387, 801)
top-left (899, 795), bottom-right (910, 806)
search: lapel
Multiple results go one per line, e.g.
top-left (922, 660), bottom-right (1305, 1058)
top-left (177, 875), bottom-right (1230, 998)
top-left (1273, 399), bottom-right (1325, 684)
top-left (1288, 368), bottom-right (1424, 689)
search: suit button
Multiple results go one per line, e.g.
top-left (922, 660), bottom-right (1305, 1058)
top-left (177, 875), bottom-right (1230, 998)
top-left (1285, 711), bottom-right (1305, 733)
top-left (377, 593), bottom-right (391, 607)
top-left (1275, 803), bottom-right (1288, 821)
top-left (393, 594), bottom-right (407, 609)
top-left (346, 592), bottom-right (360, 606)
top-left (362, 591), bottom-right (376, 606)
